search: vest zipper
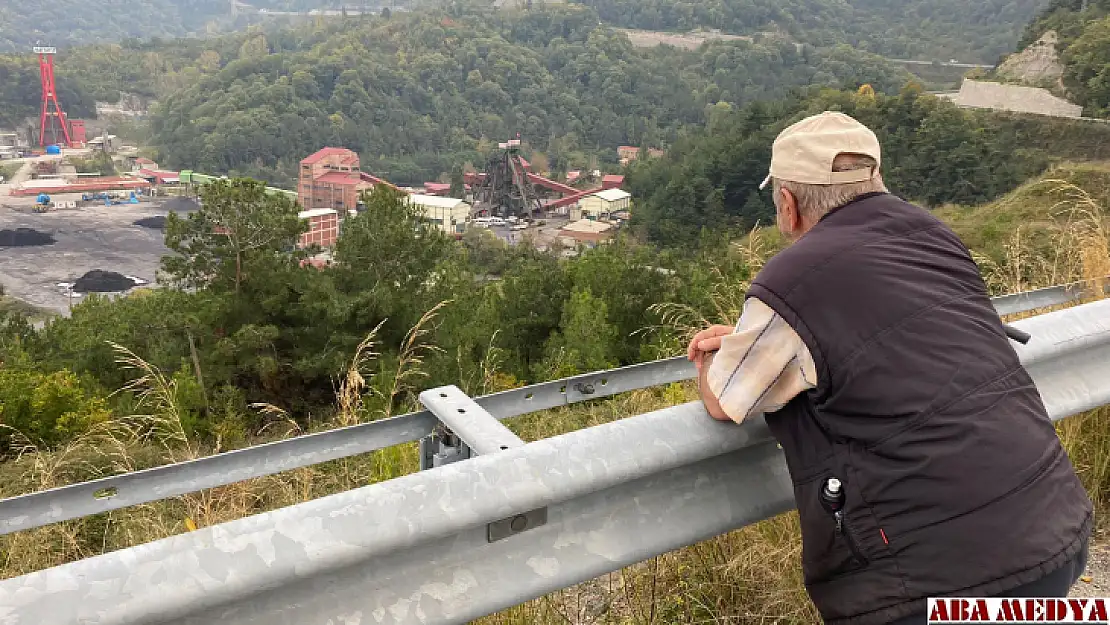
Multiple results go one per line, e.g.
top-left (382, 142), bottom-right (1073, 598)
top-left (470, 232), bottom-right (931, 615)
top-left (833, 510), bottom-right (868, 564)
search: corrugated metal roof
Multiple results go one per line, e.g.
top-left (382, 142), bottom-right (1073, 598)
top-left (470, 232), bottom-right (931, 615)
top-left (408, 194), bottom-right (469, 209)
top-left (546, 187), bottom-right (601, 210)
top-left (591, 188), bottom-right (631, 201)
top-left (137, 168), bottom-right (180, 183)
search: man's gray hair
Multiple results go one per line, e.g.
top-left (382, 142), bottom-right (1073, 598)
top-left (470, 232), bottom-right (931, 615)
top-left (772, 153), bottom-right (888, 221)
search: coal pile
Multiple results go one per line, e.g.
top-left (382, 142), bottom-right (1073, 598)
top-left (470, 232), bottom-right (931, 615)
top-left (73, 270), bottom-right (138, 293)
top-left (0, 228), bottom-right (56, 247)
top-left (134, 216), bottom-right (167, 230)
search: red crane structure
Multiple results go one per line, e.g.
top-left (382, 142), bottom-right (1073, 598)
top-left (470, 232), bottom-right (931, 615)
top-left (34, 46), bottom-right (74, 149)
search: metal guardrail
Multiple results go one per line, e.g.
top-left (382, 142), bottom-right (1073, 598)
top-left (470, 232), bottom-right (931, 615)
top-left (0, 279), bottom-right (1104, 536)
top-left (991, 275), bottom-right (1109, 317)
top-left (1, 297), bottom-right (1108, 624)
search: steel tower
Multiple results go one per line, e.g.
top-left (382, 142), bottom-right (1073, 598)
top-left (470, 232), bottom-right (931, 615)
top-left (35, 46), bottom-right (73, 148)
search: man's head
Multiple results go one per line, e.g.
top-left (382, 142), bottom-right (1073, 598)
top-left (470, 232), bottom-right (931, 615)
top-left (759, 111), bottom-right (888, 241)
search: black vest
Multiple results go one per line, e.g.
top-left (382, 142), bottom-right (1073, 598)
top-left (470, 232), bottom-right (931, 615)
top-left (747, 192), bottom-right (1091, 624)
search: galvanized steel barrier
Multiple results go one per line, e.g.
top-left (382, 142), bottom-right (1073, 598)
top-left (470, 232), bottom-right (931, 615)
top-left (0, 284), bottom-right (1108, 624)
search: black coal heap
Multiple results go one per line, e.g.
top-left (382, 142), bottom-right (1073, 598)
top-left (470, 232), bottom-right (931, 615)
top-left (73, 270), bottom-right (137, 293)
top-left (0, 228), bottom-right (56, 247)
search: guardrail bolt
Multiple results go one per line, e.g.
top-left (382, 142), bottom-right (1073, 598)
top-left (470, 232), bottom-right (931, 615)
top-left (575, 382), bottom-right (595, 395)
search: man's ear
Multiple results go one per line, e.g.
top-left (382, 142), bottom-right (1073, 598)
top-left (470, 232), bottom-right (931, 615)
top-left (780, 188), bottom-right (801, 232)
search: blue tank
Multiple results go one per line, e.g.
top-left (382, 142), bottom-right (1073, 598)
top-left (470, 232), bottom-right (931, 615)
top-left (36, 193), bottom-right (50, 204)
top-left (45, 145), bottom-right (61, 155)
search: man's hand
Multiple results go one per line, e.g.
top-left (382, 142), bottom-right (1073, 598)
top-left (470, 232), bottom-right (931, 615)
top-left (687, 324), bottom-right (734, 371)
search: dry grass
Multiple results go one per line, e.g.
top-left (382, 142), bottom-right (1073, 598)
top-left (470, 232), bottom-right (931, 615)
top-left (0, 170), bottom-right (1108, 623)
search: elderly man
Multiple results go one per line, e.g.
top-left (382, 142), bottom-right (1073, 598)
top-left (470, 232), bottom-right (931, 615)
top-left (690, 111), bottom-right (1091, 625)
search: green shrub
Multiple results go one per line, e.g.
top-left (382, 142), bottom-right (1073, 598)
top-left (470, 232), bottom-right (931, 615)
top-left (0, 367), bottom-right (111, 451)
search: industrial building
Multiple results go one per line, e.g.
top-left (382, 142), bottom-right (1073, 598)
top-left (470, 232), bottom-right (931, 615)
top-left (298, 147), bottom-right (405, 212)
top-left (572, 188), bottom-right (631, 221)
top-left (408, 194), bottom-right (472, 235)
top-left (179, 171), bottom-right (299, 203)
top-left (298, 208), bottom-right (340, 249)
top-left (617, 146), bottom-right (664, 166)
top-left (134, 169), bottom-right (180, 185)
top-left (298, 147), bottom-right (370, 212)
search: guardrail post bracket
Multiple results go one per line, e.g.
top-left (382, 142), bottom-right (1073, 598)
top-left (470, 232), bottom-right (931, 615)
top-left (419, 385), bottom-right (549, 542)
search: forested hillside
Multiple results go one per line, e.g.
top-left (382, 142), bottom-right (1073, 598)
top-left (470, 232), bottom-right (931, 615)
top-left (0, 0), bottom-right (230, 52)
top-left (145, 8), bottom-right (911, 185)
top-left (0, 0), bottom-right (381, 52)
top-left (578, 0), bottom-right (1052, 64)
top-left (0, 0), bottom-right (1053, 63)
top-left (626, 86), bottom-right (1110, 246)
top-left (0, 34), bottom-right (236, 130)
top-left (1016, 0), bottom-right (1110, 116)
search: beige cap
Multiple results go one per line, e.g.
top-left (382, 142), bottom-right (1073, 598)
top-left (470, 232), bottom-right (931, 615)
top-left (759, 111), bottom-right (881, 190)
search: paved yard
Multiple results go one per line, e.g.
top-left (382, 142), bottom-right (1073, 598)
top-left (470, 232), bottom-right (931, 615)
top-left (0, 201), bottom-right (174, 315)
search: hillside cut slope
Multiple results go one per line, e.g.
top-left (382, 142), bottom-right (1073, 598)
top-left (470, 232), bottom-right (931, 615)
top-left (996, 30), bottom-right (1066, 86)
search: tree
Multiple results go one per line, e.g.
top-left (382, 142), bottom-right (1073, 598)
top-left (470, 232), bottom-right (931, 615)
top-left (529, 152), bottom-right (551, 175)
top-left (449, 164), bottom-right (465, 198)
top-left (332, 185), bottom-right (452, 345)
top-left (1063, 16), bottom-right (1110, 116)
top-left (161, 178), bottom-right (307, 294)
top-left (540, 287), bottom-right (619, 377)
top-left (239, 33), bottom-right (269, 59)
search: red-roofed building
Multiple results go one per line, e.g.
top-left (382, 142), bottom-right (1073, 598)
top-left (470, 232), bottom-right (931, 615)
top-left (566, 170), bottom-right (581, 184)
top-left (302, 147), bottom-right (360, 167)
top-left (128, 156), bottom-right (159, 172)
top-left (136, 169), bottom-right (180, 185)
top-left (602, 174), bottom-right (625, 190)
top-left (298, 147), bottom-right (374, 212)
top-left (617, 146), bottom-right (664, 166)
top-left (617, 146), bottom-right (639, 164)
top-left (423, 182), bottom-right (451, 196)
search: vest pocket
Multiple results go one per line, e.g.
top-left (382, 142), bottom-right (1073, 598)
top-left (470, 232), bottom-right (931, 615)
top-left (796, 475), bottom-right (870, 584)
